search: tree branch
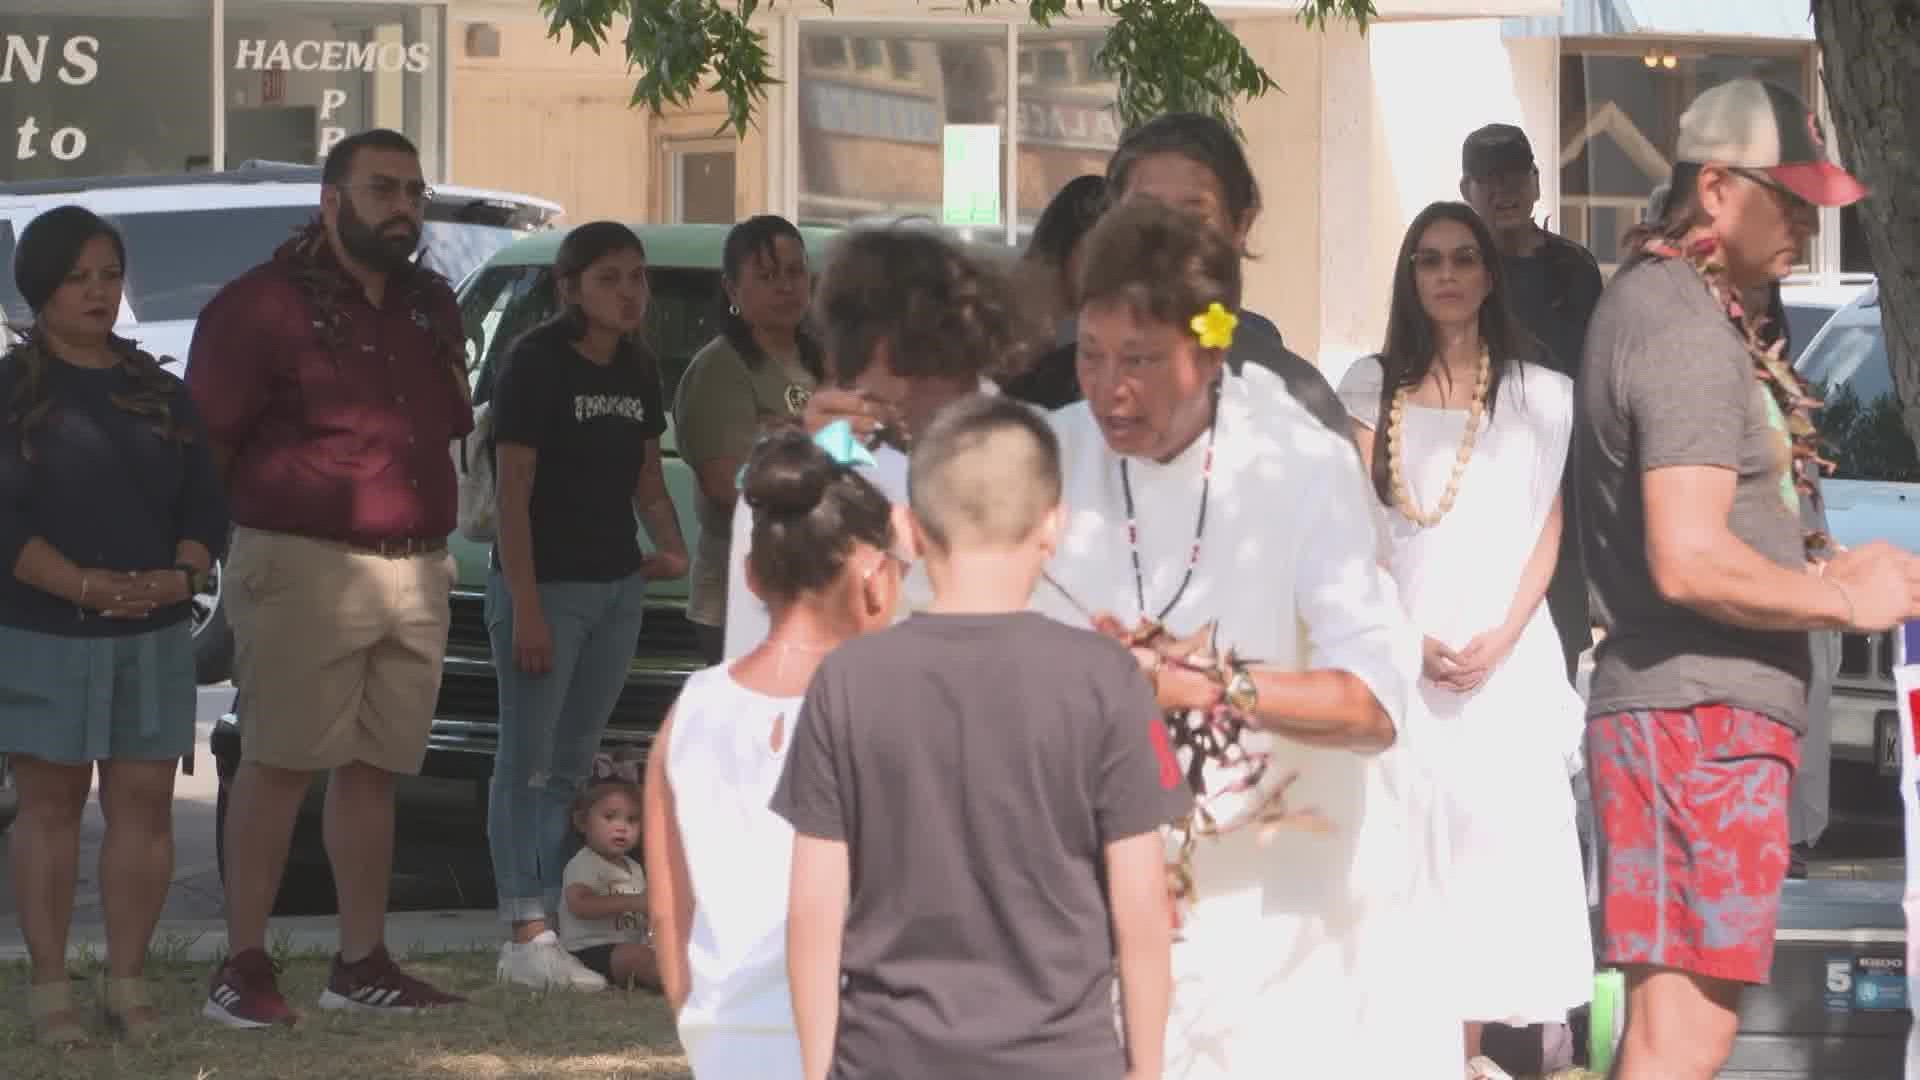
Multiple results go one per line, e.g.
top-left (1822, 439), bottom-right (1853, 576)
top-left (539, 0), bottom-right (1374, 137)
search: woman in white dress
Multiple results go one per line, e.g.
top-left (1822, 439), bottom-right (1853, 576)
top-left (1032, 197), bottom-right (1449, 1076)
top-left (1336, 201), bottom-right (1592, 1077)
top-left (643, 429), bottom-right (903, 1078)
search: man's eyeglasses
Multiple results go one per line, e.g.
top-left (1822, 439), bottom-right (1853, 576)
top-left (1729, 167), bottom-right (1814, 216)
top-left (337, 178), bottom-right (433, 209)
top-left (1411, 247), bottom-right (1485, 273)
top-left (1469, 168), bottom-right (1536, 194)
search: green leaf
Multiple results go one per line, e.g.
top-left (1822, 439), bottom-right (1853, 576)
top-left (545, 0), bottom-right (1374, 137)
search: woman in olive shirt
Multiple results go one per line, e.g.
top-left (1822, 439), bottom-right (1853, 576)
top-left (671, 215), bottom-right (823, 663)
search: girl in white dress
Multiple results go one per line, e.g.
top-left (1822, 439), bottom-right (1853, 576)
top-left (642, 430), bottom-right (903, 1079)
top-left (1337, 201), bottom-right (1592, 1077)
top-left (1033, 197), bottom-right (1446, 1077)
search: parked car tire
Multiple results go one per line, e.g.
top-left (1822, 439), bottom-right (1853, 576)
top-left (193, 558), bottom-right (234, 686)
top-left (212, 729), bottom-right (336, 916)
top-left (0, 754), bottom-right (17, 836)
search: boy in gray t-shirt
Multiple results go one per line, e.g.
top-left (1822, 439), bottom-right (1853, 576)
top-left (772, 396), bottom-right (1190, 1080)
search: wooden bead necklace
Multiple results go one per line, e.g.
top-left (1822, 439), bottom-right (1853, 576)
top-left (1385, 349), bottom-right (1490, 527)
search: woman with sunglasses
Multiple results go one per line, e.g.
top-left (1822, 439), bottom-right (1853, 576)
top-left (1337, 201), bottom-right (1590, 1077)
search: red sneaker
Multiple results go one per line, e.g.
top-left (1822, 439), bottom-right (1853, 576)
top-left (318, 945), bottom-right (466, 1014)
top-left (203, 948), bottom-right (297, 1029)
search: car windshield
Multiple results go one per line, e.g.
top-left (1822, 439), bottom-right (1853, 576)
top-left (100, 201), bottom-right (546, 324)
top-left (1799, 300), bottom-right (1919, 483)
top-left (1783, 303), bottom-right (1838, 364)
top-left (109, 205), bottom-right (315, 322)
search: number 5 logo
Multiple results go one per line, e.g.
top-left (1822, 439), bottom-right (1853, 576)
top-left (1827, 960), bottom-right (1853, 994)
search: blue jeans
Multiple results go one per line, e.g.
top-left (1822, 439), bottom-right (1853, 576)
top-left (484, 571), bottom-right (647, 924)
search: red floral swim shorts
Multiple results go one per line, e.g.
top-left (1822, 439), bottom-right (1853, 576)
top-left (1587, 705), bottom-right (1799, 985)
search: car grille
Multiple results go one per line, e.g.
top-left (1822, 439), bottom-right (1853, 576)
top-left (437, 588), bottom-right (701, 741)
top-left (1838, 631), bottom-right (1896, 682)
top-left (437, 665), bottom-right (677, 738)
top-left (445, 589), bottom-right (702, 661)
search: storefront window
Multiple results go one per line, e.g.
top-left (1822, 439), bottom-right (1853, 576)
top-left (1015, 29), bottom-right (1119, 234)
top-left (796, 23), bottom-right (1007, 232)
top-left (1559, 44), bottom-right (1812, 274)
top-left (0, 0), bottom-right (215, 180)
top-left (223, 0), bottom-right (443, 177)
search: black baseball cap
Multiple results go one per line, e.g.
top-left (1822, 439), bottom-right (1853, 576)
top-left (1462, 124), bottom-right (1536, 178)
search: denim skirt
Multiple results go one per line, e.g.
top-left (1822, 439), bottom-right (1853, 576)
top-left (0, 621), bottom-right (196, 763)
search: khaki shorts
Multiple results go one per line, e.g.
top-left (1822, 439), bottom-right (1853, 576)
top-left (225, 527), bottom-right (456, 774)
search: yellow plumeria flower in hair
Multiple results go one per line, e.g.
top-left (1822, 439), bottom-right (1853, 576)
top-left (1191, 302), bottom-right (1238, 350)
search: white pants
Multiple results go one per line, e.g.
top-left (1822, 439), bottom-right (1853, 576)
top-left (682, 1027), bottom-right (803, 1080)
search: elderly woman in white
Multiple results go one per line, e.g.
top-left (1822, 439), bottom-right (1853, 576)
top-left (1031, 198), bottom-right (1447, 1077)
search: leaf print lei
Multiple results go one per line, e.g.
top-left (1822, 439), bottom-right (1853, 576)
top-left (1035, 584), bottom-right (1335, 911)
top-left (1641, 233), bottom-right (1831, 556)
top-left (1122, 620), bottom-right (1332, 911)
top-left (277, 220), bottom-right (470, 406)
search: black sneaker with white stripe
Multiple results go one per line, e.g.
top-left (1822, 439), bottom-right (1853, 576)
top-left (317, 944), bottom-right (466, 1014)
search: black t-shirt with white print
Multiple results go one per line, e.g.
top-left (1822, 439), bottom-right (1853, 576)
top-left (490, 321), bottom-right (667, 583)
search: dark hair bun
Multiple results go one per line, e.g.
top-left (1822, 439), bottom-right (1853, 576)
top-left (742, 431), bottom-right (836, 519)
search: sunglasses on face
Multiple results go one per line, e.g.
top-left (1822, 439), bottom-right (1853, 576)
top-left (1729, 167), bottom-right (1816, 217)
top-left (1411, 247), bottom-right (1485, 273)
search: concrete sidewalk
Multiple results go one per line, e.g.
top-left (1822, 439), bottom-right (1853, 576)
top-left (0, 909), bottom-right (502, 964)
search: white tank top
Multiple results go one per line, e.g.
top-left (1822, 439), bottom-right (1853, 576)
top-left (668, 664), bottom-right (804, 1040)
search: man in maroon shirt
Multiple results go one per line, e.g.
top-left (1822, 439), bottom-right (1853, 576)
top-left (188, 129), bottom-right (472, 1027)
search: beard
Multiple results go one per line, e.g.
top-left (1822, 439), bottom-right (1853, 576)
top-left (337, 197), bottom-right (422, 273)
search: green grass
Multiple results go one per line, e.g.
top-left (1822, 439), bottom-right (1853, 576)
top-left (0, 949), bottom-right (689, 1079)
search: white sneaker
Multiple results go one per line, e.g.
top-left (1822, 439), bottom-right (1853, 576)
top-left (496, 931), bottom-right (606, 991)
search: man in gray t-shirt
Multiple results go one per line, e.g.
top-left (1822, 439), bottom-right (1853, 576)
top-left (1575, 79), bottom-right (1916, 1080)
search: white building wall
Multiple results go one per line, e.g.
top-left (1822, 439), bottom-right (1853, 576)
top-left (1314, 18), bottom-right (1558, 384)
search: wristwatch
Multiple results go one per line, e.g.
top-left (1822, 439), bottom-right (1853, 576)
top-left (175, 562), bottom-right (209, 594)
top-left (1224, 662), bottom-right (1259, 714)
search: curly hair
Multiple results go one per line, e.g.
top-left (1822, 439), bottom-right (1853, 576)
top-left (810, 224), bottom-right (1038, 387)
top-left (6, 207), bottom-right (195, 461)
top-left (1075, 198), bottom-right (1242, 329)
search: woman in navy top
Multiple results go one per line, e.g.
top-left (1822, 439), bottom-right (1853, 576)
top-left (0, 206), bottom-right (228, 1043)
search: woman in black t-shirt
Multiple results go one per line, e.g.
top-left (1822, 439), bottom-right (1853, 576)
top-left (0, 206), bottom-right (228, 1043)
top-left (485, 222), bottom-right (688, 990)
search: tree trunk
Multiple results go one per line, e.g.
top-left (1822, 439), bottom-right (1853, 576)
top-left (1814, 0), bottom-right (1920, 452)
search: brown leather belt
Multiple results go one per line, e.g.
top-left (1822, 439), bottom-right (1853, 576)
top-left (336, 535), bottom-right (447, 559)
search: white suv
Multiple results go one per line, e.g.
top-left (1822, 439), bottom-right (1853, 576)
top-left (0, 162), bottom-right (562, 684)
top-left (1795, 280), bottom-right (1916, 827)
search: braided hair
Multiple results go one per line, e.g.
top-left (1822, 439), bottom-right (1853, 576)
top-left (6, 206), bottom-right (195, 461)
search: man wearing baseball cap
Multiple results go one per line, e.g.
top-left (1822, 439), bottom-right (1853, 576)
top-left (1576, 78), bottom-right (1918, 1079)
top-left (1461, 123), bottom-right (1604, 688)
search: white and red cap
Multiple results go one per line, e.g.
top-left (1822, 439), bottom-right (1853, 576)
top-left (1675, 79), bottom-right (1868, 208)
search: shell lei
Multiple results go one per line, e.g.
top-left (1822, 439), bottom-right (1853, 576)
top-left (1385, 349), bottom-right (1491, 527)
top-left (1123, 620), bottom-right (1334, 914)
